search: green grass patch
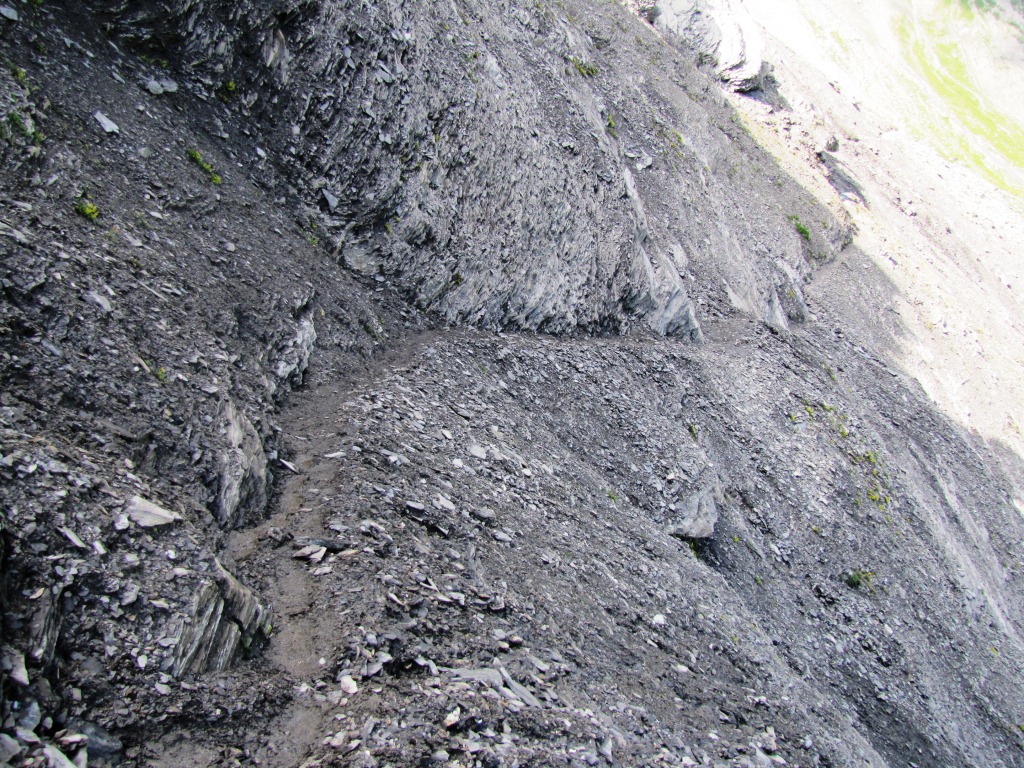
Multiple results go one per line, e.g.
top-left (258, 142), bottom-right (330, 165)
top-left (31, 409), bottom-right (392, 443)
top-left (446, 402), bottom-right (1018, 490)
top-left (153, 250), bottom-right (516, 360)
top-left (187, 148), bottom-right (222, 185)
top-left (788, 215), bottom-right (811, 241)
top-left (74, 198), bottom-right (100, 220)
top-left (217, 80), bottom-right (236, 102)
top-left (895, 10), bottom-right (1024, 197)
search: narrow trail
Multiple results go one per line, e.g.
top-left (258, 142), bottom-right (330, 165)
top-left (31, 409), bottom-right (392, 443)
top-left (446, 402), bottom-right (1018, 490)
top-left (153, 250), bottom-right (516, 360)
top-left (225, 403), bottom-right (356, 764)
top-left (222, 332), bottom-right (449, 765)
top-left (163, 322), bottom-right (1024, 768)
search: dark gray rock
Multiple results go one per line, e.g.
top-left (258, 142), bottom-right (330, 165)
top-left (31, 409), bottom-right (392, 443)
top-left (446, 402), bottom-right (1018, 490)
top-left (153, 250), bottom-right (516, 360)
top-left (170, 560), bottom-right (272, 677)
top-left (67, 721), bottom-right (122, 760)
top-left (98, 0), bottom-right (846, 335)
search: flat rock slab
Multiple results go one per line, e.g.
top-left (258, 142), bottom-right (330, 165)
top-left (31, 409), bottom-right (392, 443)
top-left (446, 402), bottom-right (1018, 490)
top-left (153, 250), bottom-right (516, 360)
top-left (126, 496), bottom-right (181, 527)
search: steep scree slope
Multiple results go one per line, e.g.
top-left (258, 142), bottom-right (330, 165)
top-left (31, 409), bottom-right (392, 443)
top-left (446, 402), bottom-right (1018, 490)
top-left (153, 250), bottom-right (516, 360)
top-left (0, 1), bottom-right (1022, 767)
top-left (96, 0), bottom-right (849, 334)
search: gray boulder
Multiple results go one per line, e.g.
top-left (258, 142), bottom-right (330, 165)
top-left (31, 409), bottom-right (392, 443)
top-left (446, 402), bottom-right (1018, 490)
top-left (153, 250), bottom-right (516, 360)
top-left (667, 476), bottom-right (722, 539)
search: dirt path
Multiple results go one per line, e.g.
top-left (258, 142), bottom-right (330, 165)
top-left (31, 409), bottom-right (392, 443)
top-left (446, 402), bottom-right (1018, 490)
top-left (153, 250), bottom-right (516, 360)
top-left (167, 318), bottom-right (1024, 768)
top-left (220, 332), bottom-right (446, 765)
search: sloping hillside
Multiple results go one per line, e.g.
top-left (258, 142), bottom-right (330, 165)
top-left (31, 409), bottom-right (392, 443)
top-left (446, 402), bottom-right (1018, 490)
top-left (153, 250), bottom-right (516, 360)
top-left (1, 2), bottom-right (1023, 767)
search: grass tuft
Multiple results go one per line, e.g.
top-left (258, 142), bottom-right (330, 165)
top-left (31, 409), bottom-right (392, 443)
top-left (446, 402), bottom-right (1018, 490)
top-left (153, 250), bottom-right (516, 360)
top-left (187, 148), bottom-right (223, 185)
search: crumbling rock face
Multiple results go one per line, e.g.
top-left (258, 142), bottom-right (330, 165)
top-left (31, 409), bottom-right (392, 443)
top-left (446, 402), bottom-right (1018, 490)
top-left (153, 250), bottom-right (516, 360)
top-left (215, 401), bottom-right (269, 530)
top-left (666, 473), bottom-right (722, 539)
top-left (653, 0), bottom-right (771, 91)
top-left (93, 0), bottom-right (843, 335)
top-left (0, 3), bottom-right (418, 760)
top-left (273, 315), bottom-right (316, 385)
top-left (2, 1), bottom-right (1021, 767)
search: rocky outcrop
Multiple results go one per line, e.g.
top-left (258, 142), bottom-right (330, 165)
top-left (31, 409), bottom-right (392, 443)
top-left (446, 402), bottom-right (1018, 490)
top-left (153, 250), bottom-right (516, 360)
top-left (215, 401), bottom-right (269, 530)
top-left (667, 475), bottom-right (722, 539)
top-left (653, 0), bottom-right (770, 91)
top-left (274, 315), bottom-right (316, 385)
top-left (170, 560), bottom-right (272, 678)
top-left (95, 0), bottom-right (844, 336)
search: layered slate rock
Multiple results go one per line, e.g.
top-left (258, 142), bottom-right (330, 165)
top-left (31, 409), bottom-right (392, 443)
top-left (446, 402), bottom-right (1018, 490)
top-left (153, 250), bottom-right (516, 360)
top-left (170, 561), bottom-right (273, 677)
top-left (96, 0), bottom-right (847, 336)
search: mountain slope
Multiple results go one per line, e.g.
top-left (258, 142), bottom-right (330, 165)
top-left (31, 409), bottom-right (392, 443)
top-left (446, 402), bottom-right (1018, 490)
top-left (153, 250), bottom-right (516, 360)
top-left (0, 1), bottom-right (1022, 767)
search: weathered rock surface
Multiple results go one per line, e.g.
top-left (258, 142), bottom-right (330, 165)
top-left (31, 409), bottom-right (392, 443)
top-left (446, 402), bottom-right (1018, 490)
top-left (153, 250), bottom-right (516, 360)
top-left (125, 495), bottom-right (182, 528)
top-left (215, 401), bottom-right (269, 530)
top-left (170, 560), bottom-right (272, 677)
top-left (0, 1), bottom-right (1020, 768)
top-left (653, 0), bottom-right (770, 91)
top-left (667, 475), bottom-right (722, 538)
top-left (96, 0), bottom-right (844, 336)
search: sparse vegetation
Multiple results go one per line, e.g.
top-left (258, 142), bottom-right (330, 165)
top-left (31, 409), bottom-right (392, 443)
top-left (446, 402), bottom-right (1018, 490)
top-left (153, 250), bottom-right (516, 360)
top-left (794, 394), bottom-right (895, 514)
top-left (845, 569), bottom-right (874, 590)
top-left (823, 404), bottom-right (849, 438)
top-left (788, 214), bottom-right (811, 241)
top-left (139, 54), bottom-right (170, 69)
top-left (848, 447), bottom-right (893, 511)
top-left (217, 80), bottom-right (237, 102)
top-left (570, 57), bottom-right (599, 77)
top-left (187, 148), bottom-right (223, 185)
top-left (74, 198), bottom-right (100, 220)
top-left (658, 125), bottom-right (686, 159)
top-left (866, 485), bottom-right (892, 509)
top-left (7, 111), bottom-right (29, 137)
top-left (895, 11), bottom-right (1024, 197)
top-left (849, 449), bottom-right (879, 466)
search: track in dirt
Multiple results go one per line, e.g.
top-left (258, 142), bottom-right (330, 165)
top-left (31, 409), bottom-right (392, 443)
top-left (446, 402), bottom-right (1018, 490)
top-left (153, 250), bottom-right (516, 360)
top-left (182, 319), bottom-right (1024, 767)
